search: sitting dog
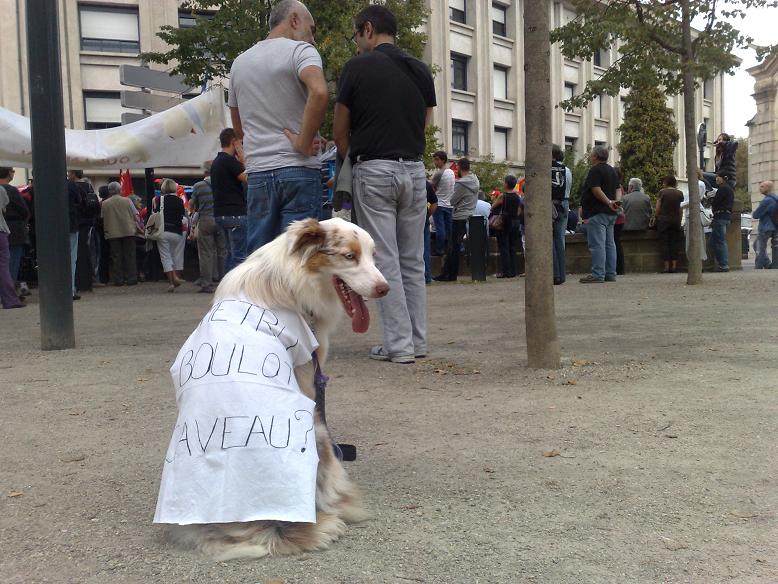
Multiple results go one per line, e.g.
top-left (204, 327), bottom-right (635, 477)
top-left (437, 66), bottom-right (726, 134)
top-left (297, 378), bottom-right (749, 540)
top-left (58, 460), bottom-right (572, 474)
top-left (154, 218), bottom-right (389, 560)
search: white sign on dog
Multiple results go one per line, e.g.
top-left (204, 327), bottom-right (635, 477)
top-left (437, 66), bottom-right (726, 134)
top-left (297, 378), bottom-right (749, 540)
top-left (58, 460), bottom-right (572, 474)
top-left (154, 298), bottom-right (320, 525)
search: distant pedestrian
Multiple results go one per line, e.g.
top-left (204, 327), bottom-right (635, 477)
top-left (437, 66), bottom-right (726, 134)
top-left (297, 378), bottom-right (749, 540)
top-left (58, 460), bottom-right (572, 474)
top-left (491, 174), bottom-right (522, 279)
top-left (579, 145), bottom-right (620, 284)
top-left (101, 182), bottom-right (138, 286)
top-left (69, 170), bottom-right (98, 293)
top-left (430, 151), bottom-right (455, 255)
top-left (211, 128), bottom-right (248, 272)
top-left (711, 171), bottom-right (735, 272)
top-left (622, 178), bottom-right (652, 231)
top-left (613, 167), bottom-right (626, 275)
top-left (423, 181), bottom-right (437, 284)
top-left (0, 184), bottom-right (25, 309)
top-left (655, 176), bottom-right (684, 273)
top-left (435, 158), bottom-right (479, 282)
top-left (751, 180), bottom-right (778, 269)
top-left (0, 168), bottom-right (30, 297)
top-left (191, 162), bottom-right (226, 292)
top-left (551, 144), bottom-right (572, 285)
top-left (228, 0), bottom-right (328, 253)
top-left (66, 175), bottom-right (82, 300)
top-left (154, 179), bottom-right (187, 292)
top-left (333, 4), bottom-right (436, 364)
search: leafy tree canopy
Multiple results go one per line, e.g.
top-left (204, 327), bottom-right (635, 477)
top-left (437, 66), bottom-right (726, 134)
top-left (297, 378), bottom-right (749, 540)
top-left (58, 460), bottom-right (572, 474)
top-left (550, 0), bottom-right (777, 111)
top-left (143, 0), bottom-right (428, 88)
top-left (617, 84), bottom-right (679, 199)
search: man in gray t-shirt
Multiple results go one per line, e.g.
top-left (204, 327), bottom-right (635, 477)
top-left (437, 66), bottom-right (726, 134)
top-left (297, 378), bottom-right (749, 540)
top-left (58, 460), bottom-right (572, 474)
top-left (228, 0), bottom-right (328, 252)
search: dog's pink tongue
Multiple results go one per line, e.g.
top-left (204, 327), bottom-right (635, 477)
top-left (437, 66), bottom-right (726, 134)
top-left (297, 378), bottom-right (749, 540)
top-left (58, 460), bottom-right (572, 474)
top-left (349, 290), bottom-right (369, 333)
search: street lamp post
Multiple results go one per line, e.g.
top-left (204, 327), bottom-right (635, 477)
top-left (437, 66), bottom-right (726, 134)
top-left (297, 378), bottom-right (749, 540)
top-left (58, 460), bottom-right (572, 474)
top-left (26, 0), bottom-right (75, 350)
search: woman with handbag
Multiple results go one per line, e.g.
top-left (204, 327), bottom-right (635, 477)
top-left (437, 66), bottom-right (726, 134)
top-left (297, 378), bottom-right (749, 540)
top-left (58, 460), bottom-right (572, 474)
top-left (490, 175), bottom-right (522, 278)
top-left (154, 179), bottom-right (187, 292)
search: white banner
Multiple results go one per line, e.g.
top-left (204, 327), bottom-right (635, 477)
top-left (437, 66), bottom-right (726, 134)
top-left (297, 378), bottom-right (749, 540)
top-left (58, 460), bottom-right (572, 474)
top-left (0, 88), bottom-right (225, 170)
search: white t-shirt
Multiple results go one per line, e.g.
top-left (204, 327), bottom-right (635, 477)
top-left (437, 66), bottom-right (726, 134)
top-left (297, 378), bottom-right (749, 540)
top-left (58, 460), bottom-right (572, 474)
top-left (228, 38), bottom-right (323, 173)
top-left (436, 168), bottom-right (456, 208)
top-left (154, 298), bottom-right (320, 525)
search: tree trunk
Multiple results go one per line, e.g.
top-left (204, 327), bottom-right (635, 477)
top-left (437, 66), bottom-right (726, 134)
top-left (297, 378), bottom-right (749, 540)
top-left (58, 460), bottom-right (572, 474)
top-left (681, 0), bottom-right (703, 285)
top-left (523, 0), bottom-right (560, 369)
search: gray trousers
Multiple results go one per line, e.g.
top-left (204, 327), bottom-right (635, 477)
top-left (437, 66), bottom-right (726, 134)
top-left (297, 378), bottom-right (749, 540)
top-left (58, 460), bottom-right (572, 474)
top-left (353, 159), bottom-right (427, 358)
top-left (196, 216), bottom-right (226, 282)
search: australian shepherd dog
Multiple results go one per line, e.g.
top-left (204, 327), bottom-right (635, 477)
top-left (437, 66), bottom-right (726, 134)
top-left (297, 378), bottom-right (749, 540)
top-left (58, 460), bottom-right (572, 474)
top-left (161, 218), bottom-right (389, 560)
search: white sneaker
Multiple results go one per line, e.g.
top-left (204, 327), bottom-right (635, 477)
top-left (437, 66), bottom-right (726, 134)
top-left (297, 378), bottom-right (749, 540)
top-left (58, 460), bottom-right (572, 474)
top-left (368, 345), bottom-right (415, 364)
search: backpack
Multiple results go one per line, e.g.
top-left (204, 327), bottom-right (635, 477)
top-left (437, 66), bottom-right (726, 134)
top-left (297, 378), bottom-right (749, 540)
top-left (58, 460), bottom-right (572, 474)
top-left (78, 182), bottom-right (101, 220)
top-left (551, 161), bottom-right (567, 201)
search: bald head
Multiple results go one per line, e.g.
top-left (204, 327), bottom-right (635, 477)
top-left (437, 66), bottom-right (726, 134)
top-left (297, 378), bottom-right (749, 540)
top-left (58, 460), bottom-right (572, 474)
top-left (759, 180), bottom-right (775, 195)
top-left (268, 0), bottom-right (315, 44)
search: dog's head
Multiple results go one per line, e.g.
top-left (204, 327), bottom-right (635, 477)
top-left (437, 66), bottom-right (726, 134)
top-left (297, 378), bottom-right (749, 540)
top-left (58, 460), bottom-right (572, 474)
top-left (287, 218), bottom-right (389, 333)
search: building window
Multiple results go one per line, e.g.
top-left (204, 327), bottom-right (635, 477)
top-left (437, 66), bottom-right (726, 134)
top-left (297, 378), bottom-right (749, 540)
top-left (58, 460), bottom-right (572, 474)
top-left (703, 78), bottom-right (713, 100)
top-left (594, 140), bottom-right (607, 149)
top-left (593, 94), bottom-right (607, 119)
top-left (83, 91), bottom-right (139, 130)
top-left (593, 48), bottom-right (609, 68)
top-left (451, 54), bottom-right (468, 91)
top-left (492, 3), bottom-right (507, 37)
top-left (452, 120), bottom-right (470, 156)
top-left (179, 10), bottom-right (215, 29)
top-left (564, 82), bottom-right (576, 101)
top-left (450, 0), bottom-right (466, 24)
top-left (79, 5), bottom-right (140, 53)
top-left (564, 136), bottom-right (577, 157)
top-left (493, 66), bottom-right (508, 100)
top-left (493, 127), bottom-right (509, 161)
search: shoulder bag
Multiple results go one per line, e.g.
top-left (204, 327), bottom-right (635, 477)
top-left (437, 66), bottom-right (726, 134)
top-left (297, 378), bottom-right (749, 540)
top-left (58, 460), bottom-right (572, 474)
top-left (145, 195), bottom-right (166, 241)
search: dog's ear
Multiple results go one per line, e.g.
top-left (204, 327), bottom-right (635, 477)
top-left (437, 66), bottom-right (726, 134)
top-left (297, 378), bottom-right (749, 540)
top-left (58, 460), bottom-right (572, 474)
top-left (288, 218), bottom-right (327, 257)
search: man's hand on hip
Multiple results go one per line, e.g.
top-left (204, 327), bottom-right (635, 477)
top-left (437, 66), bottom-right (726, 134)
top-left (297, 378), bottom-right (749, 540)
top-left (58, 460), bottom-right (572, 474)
top-left (283, 129), bottom-right (327, 157)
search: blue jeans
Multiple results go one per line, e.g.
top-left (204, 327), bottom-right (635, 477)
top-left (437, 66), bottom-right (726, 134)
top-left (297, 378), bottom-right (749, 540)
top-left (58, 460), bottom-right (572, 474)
top-left (9, 245), bottom-right (23, 283)
top-left (585, 212), bottom-right (617, 280)
top-left (423, 216), bottom-right (432, 283)
top-left (69, 231), bottom-right (78, 294)
top-left (711, 217), bottom-right (730, 269)
top-left (552, 200), bottom-right (569, 282)
top-left (246, 166), bottom-right (321, 253)
top-left (755, 230), bottom-right (777, 269)
top-left (433, 206), bottom-right (453, 255)
top-left (215, 215), bottom-right (248, 272)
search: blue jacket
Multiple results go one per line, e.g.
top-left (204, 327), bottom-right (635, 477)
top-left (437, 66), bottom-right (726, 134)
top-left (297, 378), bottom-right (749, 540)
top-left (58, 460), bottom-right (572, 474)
top-left (752, 193), bottom-right (778, 233)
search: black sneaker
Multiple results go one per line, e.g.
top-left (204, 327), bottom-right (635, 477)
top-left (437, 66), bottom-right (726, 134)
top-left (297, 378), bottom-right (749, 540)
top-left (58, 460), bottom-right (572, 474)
top-left (579, 275), bottom-right (604, 284)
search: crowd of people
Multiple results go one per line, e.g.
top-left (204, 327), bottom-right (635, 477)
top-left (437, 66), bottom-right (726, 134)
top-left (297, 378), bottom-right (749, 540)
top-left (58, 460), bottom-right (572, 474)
top-left (1, 0), bottom-right (775, 355)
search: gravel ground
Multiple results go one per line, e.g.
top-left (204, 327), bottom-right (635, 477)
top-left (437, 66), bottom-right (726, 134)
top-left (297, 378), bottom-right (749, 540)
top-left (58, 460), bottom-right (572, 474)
top-left (1, 267), bottom-right (777, 584)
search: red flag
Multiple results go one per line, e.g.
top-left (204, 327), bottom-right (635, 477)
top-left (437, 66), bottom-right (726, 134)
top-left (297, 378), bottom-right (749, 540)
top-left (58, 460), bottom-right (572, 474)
top-left (120, 169), bottom-right (133, 196)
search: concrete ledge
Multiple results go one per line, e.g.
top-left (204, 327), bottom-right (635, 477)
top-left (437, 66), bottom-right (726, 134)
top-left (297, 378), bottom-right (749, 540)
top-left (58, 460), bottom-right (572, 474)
top-left (434, 213), bottom-right (742, 276)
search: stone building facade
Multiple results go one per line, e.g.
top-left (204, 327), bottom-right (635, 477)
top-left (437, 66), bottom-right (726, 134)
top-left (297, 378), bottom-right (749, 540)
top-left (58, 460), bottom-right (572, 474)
top-left (0, 0), bottom-right (726, 188)
top-left (747, 51), bottom-right (778, 212)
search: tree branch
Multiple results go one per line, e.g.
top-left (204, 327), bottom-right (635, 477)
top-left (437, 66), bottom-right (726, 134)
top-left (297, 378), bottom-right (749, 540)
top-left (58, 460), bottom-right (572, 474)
top-left (632, 0), bottom-right (683, 54)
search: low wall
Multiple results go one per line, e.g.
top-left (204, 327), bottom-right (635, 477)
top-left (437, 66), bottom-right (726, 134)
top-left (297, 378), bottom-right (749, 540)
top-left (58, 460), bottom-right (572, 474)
top-left (435, 212), bottom-right (742, 276)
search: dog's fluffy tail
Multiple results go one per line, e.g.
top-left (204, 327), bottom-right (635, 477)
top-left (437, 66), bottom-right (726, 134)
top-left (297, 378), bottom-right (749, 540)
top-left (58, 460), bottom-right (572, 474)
top-left (168, 512), bottom-right (348, 561)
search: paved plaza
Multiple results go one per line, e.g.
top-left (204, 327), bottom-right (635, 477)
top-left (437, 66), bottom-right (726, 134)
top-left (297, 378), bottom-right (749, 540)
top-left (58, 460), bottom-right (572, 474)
top-left (1, 268), bottom-right (777, 583)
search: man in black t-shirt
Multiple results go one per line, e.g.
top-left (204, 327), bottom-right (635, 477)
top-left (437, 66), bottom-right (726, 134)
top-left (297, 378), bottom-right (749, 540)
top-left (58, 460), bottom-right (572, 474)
top-left (579, 145), bottom-right (620, 283)
top-left (333, 5), bottom-right (436, 364)
top-left (211, 128), bottom-right (248, 272)
top-left (711, 171), bottom-right (735, 271)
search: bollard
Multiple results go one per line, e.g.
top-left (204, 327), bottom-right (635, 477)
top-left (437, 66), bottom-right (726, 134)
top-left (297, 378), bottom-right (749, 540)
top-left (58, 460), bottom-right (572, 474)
top-left (468, 216), bottom-right (488, 281)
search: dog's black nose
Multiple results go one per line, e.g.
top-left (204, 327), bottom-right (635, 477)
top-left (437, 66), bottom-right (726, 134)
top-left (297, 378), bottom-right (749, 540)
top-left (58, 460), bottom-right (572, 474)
top-left (374, 282), bottom-right (390, 297)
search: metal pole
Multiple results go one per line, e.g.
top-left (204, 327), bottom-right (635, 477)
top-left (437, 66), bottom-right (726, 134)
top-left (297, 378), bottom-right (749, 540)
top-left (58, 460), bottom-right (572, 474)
top-left (26, 0), bottom-right (75, 350)
top-left (145, 167), bottom-right (155, 212)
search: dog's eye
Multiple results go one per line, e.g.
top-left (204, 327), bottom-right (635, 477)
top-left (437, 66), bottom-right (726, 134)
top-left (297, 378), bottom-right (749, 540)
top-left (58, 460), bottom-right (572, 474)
top-left (344, 252), bottom-right (356, 261)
